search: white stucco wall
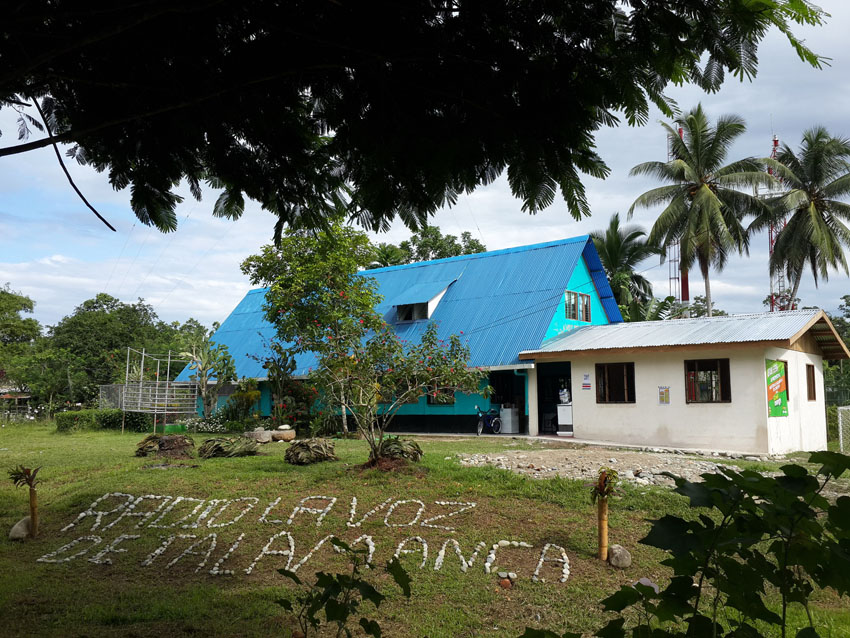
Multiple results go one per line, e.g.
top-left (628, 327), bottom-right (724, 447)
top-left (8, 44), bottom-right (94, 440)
top-left (560, 345), bottom-right (827, 454)
top-left (764, 347), bottom-right (827, 454)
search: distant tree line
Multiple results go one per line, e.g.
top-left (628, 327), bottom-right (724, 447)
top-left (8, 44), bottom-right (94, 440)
top-left (0, 286), bottom-right (209, 414)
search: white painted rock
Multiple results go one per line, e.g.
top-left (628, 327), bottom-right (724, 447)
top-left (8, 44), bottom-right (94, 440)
top-left (608, 544), bottom-right (632, 569)
top-left (277, 424), bottom-right (292, 431)
top-left (9, 516), bottom-right (31, 540)
top-left (244, 430), bottom-right (272, 443)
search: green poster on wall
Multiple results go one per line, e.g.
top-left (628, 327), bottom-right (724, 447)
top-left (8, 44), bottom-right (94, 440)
top-left (766, 359), bottom-right (788, 417)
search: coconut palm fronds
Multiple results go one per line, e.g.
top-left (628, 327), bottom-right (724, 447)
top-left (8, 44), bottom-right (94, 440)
top-left (377, 436), bottom-right (423, 462)
top-left (198, 437), bottom-right (258, 459)
top-left (284, 438), bottom-right (338, 465)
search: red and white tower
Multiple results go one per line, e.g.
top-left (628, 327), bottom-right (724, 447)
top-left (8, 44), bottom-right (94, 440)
top-left (764, 135), bottom-right (790, 311)
top-left (667, 127), bottom-right (689, 310)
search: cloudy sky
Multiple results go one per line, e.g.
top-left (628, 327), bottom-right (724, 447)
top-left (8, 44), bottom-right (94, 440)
top-left (2, 2), bottom-right (850, 330)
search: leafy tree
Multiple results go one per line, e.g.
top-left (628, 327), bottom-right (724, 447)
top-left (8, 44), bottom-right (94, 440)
top-left (5, 341), bottom-right (85, 414)
top-left (590, 213), bottom-right (661, 305)
top-left (629, 105), bottom-right (772, 316)
top-left (367, 227), bottom-right (487, 270)
top-left (48, 294), bottom-right (208, 402)
top-left (242, 221), bottom-right (381, 435)
top-left (620, 296), bottom-right (677, 322)
top-left (181, 333), bottom-right (236, 420)
top-left (671, 295), bottom-right (728, 318)
top-left (754, 128), bottom-right (850, 305)
top-left (0, 2), bottom-right (825, 236)
top-left (368, 243), bottom-right (408, 270)
top-left (398, 227), bottom-right (486, 264)
top-left (0, 284), bottom-right (41, 387)
top-left (762, 292), bottom-right (801, 311)
top-left (313, 321), bottom-right (486, 464)
top-left (243, 222), bottom-right (485, 458)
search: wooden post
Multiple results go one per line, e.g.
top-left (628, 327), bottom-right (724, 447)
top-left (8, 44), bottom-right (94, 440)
top-left (597, 497), bottom-right (608, 561)
top-left (29, 485), bottom-right (38, 538)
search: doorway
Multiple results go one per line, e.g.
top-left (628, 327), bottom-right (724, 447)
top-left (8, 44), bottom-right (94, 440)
top-left (536, 362), bottom-right (572, 435)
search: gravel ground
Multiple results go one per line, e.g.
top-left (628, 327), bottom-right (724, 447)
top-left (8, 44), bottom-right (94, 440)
top-left (457, 446), bottom-right (762, 487)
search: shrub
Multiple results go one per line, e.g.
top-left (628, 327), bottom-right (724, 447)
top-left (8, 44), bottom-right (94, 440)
top-left (56, 409), bottom-right (154, 433)
top-left (285, 438), bottom-right (338, 465)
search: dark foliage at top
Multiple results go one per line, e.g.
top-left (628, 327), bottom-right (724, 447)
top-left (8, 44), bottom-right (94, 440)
top-left (1, 1), bottom-right (825, 237)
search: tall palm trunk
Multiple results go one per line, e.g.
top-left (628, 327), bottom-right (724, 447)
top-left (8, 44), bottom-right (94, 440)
top-left (789, 272), bottom-right (802, 310)
top-left (704, 273), bottom-right (712, 317)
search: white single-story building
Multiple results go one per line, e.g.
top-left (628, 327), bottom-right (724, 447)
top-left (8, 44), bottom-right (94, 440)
top-left (519, 309), bottom-right (848, 455)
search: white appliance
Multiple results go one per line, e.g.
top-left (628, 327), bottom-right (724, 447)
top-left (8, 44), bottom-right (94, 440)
top-left (556, 404), bottom-right (573, 436)
top-left (499, 406), bottom-right (519, 434)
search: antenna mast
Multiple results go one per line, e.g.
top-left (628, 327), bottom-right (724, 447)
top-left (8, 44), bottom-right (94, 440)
top-left (667, 127), bottom-right (689, 310)
top-left (764, 135), bottom-right (789, 311)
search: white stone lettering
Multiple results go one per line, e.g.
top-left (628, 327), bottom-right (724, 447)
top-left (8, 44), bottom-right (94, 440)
top-left (347, 497), bottom-right (393, 528)
top-left (384, 500), bottom-right (426, 527)
top-left (394, 536), bottom-right (428, 569)
top-left (102, 495), bottom-right (172, 531)
top-left (61, 493), bottom-right (135, 532)
top-left (207, 497), bottom-right (259, 528)
top-left (147, 497), bottom-right (206, 529)
top-left (166, 533), bottom-right (218, 573)
top-left (141, 534), bottom-right (180, 566)
top-left (88, 534), bottom-right (140, 565)
top-left (532, 543), bottom-right (570, 583)
top-left (245, 531), bottom-right (295, 575)
top-left (434, 539), bottom-right (486, 572)
top-left (210, 533), bottom-right (245, 576)
top-left (286, 496), bottom-right (337, 527)
top-left (259, 497), bottom-right (284, 524)
top-left (420, 501), bottom-right (477, 531)
top-left (37, 536), bottom-right (102, 563)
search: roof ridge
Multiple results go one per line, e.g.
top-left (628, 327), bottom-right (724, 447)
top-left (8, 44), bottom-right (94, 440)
top-left (364, 235), bottom-right (590, 273)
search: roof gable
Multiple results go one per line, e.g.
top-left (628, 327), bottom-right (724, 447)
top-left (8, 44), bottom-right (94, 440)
top-left (177, 235), bottom-right (623, 380)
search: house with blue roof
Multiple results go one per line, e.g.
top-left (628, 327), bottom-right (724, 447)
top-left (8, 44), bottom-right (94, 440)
top-left (178, 235), bottom-right (623, 435)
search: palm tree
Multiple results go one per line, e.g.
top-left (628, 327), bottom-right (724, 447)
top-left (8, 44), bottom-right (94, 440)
top-left (628, 104), bottom-right (773, 316)
top-left (621, 296), bottom-right (677, 322)
top-left (754, 127), bottom-right (850, 304)
top-left (367, 242), bottom-right (407, 269)
top-left (590, 213), bottom-right (662, 305)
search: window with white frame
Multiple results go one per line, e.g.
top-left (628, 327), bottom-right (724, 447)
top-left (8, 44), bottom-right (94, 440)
top-left (565, 290), bottom-right (591, 322)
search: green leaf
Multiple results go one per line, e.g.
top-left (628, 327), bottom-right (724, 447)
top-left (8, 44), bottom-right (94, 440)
top-left (796, 628), bottom-right (820, 638)
top-left (808, 451), bottom-right (850, 477)
top-left (356, 580), bottom-right (386, 608)
top-left (359, 618), bottom-right (382, 637)
top-left (594, 617), bottom-right (626, 638)
top-left (275, 597), bottom-right (293, 611)
top-left (386, 557), bottom-right (411, 598)
top-left (325, 598), bottom-right (349, 623)
top-left (600, 585), bottom-right (641, 612)
top-left (516, 630), bottom-right (562, 638)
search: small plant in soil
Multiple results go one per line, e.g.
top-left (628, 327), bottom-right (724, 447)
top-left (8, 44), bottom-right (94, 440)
top-left (8, 465), bottom-right (40, 538)
top-left (277, 538), bottom-right (411, 638)
top-left (588, 466), bottom-right (619, 561)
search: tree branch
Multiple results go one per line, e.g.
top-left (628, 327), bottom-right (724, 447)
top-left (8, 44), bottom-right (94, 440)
top-left (30, 96), bottom-right (116, 232)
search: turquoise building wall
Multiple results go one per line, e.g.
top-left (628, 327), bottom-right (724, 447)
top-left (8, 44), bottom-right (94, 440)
top-left (543, 256), bottom-right (611, 341)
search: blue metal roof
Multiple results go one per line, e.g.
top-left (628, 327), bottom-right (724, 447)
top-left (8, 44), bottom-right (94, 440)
top-left (389, 278), bottom-right (457, 306)
top-left (176, 235), bottom-right (622, 381)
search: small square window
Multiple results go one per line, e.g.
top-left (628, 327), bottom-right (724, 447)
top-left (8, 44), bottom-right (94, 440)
top-left (397, 303), bottom-right (428, 322)
top-left (595, 362), bottom-right (635, 403)
top-left (565, 291), bottom-right (591, 322)
top-left (684, 359), bottom-right (731, 403)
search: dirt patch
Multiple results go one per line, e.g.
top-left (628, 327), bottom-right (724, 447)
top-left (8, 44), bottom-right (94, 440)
top-left (458, 447), bottom-right (746, 487)
top-left (356, 457), bottom-right (428, 477)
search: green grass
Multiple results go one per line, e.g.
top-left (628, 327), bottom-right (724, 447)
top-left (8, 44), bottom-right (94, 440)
top-left (0, 424), bottom-right (848, 638)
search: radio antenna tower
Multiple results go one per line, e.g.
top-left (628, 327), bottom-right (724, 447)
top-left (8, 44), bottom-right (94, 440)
top-left (763, 135), bottom-right (790, 311)
top-left (667, 127), bottom-right (689, 311)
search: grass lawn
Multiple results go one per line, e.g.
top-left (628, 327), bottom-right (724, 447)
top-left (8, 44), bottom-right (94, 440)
top-left (1, 423), bottom-right (848, 638)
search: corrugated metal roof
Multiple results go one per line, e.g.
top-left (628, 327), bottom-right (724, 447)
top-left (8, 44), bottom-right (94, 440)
top-left (176, 235), bottom-right (623, 381)
top-left (523, 309), bottom-right (823, 355)
top-left (389, 279), bottom-right (457, 306)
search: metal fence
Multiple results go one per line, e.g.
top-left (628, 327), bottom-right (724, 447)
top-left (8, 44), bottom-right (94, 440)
top-left (121, 381), bottom-right (199, 415)
top-left (826, 385), bottom-right (850, 407)
top-left (99, 384), bottom-right (124, 410)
